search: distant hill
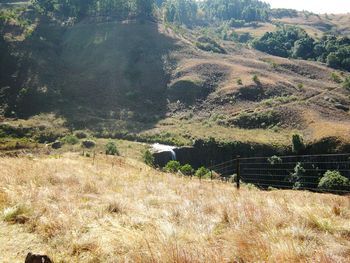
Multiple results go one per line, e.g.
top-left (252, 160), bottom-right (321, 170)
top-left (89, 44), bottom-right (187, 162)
top-left (1, 1), bottom-right (350, 150)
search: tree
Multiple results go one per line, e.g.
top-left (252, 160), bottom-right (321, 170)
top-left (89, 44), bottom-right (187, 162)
top-left (134, 0), bottom-right (154, 18)
top-left (292, 36), bottom-right (315, 59)
top-left (292, 134), bottom-right (305, 154)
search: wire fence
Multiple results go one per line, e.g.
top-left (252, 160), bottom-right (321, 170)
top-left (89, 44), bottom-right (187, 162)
top-left (206, 153), bottom-right (350, 194)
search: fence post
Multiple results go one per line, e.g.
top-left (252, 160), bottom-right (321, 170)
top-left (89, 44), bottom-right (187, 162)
top-left (236, 156), bottom-right (240, 190)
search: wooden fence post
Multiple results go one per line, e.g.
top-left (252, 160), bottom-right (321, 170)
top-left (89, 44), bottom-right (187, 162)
top-left (236, 156), bottom-right (240, 190)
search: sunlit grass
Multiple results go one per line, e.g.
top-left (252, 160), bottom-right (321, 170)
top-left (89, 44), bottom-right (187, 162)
top-left (0, 154), bottom-right (349, 262)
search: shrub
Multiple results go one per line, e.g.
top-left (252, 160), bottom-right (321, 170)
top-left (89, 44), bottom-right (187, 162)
top-left (105, 141), bottom-right (119, 156)
top-left (143, 149), bottom-right (154, 166)
top-left (51, 140), bottom-right (62, 149)
top-left (195, 36), bottom-right (226, 54)
top-left (331, 72), bottom-right (342, 83)
top-left (268, 155), bottom-right (282, 165)
top-left (195, 166), bottom-right (210, 178)
top-left (165, 160), bottom-right (181, 173)
top-left (74, 131), bottom-right (88, 139)
top-left (252, 74), bottom-right (260, 84)
top-left (237, 78), bottom-right (243, 85)
top-left (180, 164), bottom-right (194, 176)
top-left (81, 140), bottom-right (96, 149)
top-left (318, 170), bottom-right (350, 192)
top-left (61, 134), bottom-right (79, 145)
top-left (342, 76), bottom-right (350, 90)
top-left (2, 204), bottom-right (30, 224)
top-left (292, 134), bottom-right (305, 154)
top-left (289, 162), bottom-right (306, 190)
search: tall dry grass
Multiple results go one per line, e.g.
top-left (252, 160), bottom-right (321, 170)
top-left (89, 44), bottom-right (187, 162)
top-left (0, 153), bottom-right (350, 262)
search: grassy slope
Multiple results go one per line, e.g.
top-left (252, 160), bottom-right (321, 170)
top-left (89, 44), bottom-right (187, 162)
top-left (1, 12), bottom-right (350, 147)
top-left (0, 154), bottom-right (350, 262)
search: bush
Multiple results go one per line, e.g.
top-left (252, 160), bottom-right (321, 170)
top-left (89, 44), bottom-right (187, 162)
top-left (331, 72), bottom-right (342, 83)
top-left (268, 155), bottom-right (282, 165)
top-left (81, 140), bottom-right (96, 149)
top-left (195, 166), bottom-right (210, 178)
top-left (165, 160), bottom-right (181, 173)
top-left (74, 131), bottom-right (88, 139)
top-left (252, 74), bottom-right (260, 84)
top-left (61, 134), bottom-right (79, 145)
top-left (180, 164), bottom-right (194, 176)
top-left (289, 162), bottom-right (305, 190)
top-left (143, 149), bottom-right (154, 166)
top-left (318, 170), bottom-right (350, 192)
top-left (105, 141), bottom-right (119, 155)
top-left (342, 76), bottom-right (350, 90)
top-left (195, 36), bottom-right (226, 54)
top-left (237, 78), bottom-right (243, 85)
top-left (292, 134), bottom-right (305, 154)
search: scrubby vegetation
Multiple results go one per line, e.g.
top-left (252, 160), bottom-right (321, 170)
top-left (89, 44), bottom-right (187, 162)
top-left (231, 110), bottom-right (281, 129)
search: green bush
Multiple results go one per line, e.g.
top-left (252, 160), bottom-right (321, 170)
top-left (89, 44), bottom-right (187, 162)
top-left (342, 77), bottom-right (350, 90)
top-left (61, 134), bottom-right (79, 145)
top-left (195, 166), bottom-right (210, 178)
top-left (143, 149), bottom-right (154, 166)
top-left (236, 78), bottom-right (243, 85)
top-left (331, 72), bottom-right (342, 83)
top-left (318, 170), bottom-right (350, 192)
top-left (252, 74), bottom-right (260, 84)
top-left (289, 162), bottom-right (305, 190)
top-left (292, 134), bottom-right (305, 154)
top-left (180, 164), bottom-right (194, 176)
top-left (105, 141), bottom-right (119, 156)
top-left (165, 160), bottom-right (181, 173)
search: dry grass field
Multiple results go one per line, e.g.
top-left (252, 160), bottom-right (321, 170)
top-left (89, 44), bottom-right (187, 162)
top-left (1, 154), bottom-right (350, 262)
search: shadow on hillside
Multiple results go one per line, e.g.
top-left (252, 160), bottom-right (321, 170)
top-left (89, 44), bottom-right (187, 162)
top-left (6, 19), bottom-right (180, 134)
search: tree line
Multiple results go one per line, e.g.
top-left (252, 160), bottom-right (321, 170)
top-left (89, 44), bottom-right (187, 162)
top-left (33, 0), bottom-right (154, 20)
top-left (33, 0), bottom-right (272, 23)
top-left (251, 26), bottom-right (350, 71)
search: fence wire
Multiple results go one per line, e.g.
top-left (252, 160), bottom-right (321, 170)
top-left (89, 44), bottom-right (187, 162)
top-left (207, 153), bottom-right (350, 194)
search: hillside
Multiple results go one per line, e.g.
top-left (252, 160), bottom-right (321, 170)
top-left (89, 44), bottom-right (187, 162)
top-left (0, 2), bottom-right (350, 151)
top-left (1, 154), bottom-right (350, 262)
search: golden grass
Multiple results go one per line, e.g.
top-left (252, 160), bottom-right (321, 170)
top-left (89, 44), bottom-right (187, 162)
top-left (1, 154), bottom-right (350, 262)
